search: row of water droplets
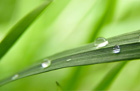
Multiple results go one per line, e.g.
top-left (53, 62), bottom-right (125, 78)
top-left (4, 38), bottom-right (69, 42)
top-left (11, 37), bottom-right (120, 80)
top-left (11, 59), bottom-right (52, 80)
top-left (94, 37), bottom-right (120, 53)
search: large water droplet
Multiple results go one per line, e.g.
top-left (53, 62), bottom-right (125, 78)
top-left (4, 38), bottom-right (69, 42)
top-left (41, 59), bottom-right (51, 68)
top-left (12, 74), bottom-right (19, 80)
top-left (66, 59), bottom-right (71, 62)
top-left (94, 37), bottom-right (108, 48)
top-left (113, 45), bottom-right (120, 54)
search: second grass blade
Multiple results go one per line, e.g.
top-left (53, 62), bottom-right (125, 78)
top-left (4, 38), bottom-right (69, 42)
top-left (0, 0), bottom-right (53, 59)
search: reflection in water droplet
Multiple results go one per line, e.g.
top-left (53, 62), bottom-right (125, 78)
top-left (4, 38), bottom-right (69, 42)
top-left (113, 45), bottom-right (120, 54)
top-left (66, 59), bottom-right (71, 62)
top-left (12, 74), bottom-right (19, 80)
top-left (94, 37), bottom-right (108, 48)
top-left (41, 59), bottom-right (51, 68)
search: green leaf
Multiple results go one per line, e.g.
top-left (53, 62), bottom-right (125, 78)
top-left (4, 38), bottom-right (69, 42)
top-left (0, 0), bottom-right (53, 59)
top-left (0, 30), bottom-right (140, 86)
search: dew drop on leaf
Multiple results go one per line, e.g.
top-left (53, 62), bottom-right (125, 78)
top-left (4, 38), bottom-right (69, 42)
top-left (113, 45), bottom-right (120, 54)
top-left (66, 59), bottom-right (71, 62)
top-left (94, 37), bottom-right (108, 48)
top-left (41, 59), bottom-right (51, 68)
top-left (11, 74), bottom-right (19, 80)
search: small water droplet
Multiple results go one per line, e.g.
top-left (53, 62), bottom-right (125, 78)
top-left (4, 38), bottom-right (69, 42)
top-left (12, 74), bottom-right (19, 80)
top-left (66, 59), bottom-right (71, 62)
top-left (113, 45), bottom-right (120, 54)
top-left (94, 37), bottom-right (108, 48)
top-left (41, 59), bottom-right (51, 68)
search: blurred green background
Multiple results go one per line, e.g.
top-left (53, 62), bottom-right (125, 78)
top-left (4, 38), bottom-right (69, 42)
top-left (0, 0), bottom-right (140, 91)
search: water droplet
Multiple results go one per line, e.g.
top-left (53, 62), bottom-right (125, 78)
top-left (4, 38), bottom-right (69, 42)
top-left (12, 74), bottom-right (19, 80)
top-left (66, 59), bottom-right (71, 62)
top-left (94, 37), bottom-right (108, 48)
top-left (113, 45), bottom-right (120, 54)
top-left (41, 59), bottom-right (51, 68)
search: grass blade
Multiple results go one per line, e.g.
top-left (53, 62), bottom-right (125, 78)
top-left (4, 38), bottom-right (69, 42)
top-left (0, 0), bottom-right (53, 59)
top-left (0, 30), bottom-right (140, 86)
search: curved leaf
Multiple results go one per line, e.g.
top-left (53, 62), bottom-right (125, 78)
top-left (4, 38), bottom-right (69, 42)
top-left (0, 30), bottom-right (140, 86)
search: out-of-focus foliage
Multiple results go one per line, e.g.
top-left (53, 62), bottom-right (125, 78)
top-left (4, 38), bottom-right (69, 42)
top-left (0, 0), bottom-right (16, 24)
top-left (0, 0), bottom-right (140, 91)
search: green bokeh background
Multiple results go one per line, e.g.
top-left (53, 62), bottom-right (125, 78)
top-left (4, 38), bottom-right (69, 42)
top-left (0, 0), bottom-right (140, 90)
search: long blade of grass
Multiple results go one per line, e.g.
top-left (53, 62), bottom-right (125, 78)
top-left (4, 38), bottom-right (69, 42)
top-left (0, 30), bottom-right (140, 86)
top-left (0, 0), bottom-right (53, 59)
